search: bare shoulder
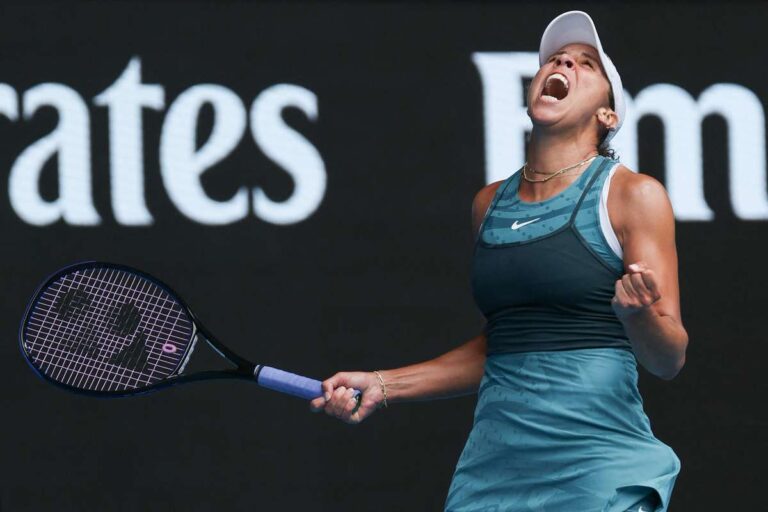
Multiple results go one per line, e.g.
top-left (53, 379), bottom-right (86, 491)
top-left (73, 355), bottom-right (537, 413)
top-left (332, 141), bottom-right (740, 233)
top-left (473, 180), bottom-right (504, 211)
top-left (472, 180), bottom-right (504, 236)
top-left (609, 164), bottom-right (674, 231)
top-left (610, 165), bottom-right (669, 205)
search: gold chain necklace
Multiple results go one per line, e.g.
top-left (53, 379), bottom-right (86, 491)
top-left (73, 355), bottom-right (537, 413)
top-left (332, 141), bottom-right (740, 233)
top-left (522, 154), bottom-right (598, 183)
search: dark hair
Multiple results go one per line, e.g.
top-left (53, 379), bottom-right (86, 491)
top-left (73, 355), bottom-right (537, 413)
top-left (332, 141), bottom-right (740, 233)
top-left (597, 86), bottom-right (619, 160)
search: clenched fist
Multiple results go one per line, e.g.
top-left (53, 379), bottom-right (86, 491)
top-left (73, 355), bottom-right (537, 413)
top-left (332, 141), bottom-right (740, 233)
top-left (309, 371), bottom-right (385, 425)
top-left (612, 261), bottom-right (661, 320)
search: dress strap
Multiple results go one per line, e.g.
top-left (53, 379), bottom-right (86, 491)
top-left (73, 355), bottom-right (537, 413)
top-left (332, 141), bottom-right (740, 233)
top-left (568, 157), bottom-right (612, 224)
top-left (475, 169), bottom-right (520, 241)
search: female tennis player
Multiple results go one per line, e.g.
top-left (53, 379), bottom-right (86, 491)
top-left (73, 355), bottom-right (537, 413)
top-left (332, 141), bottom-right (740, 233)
top-left (310, 10), bottom-right (686, 512)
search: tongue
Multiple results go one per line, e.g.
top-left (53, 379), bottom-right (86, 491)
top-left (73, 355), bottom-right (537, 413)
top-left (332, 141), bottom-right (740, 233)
top-left (543, 79), bottom-right (568, 100)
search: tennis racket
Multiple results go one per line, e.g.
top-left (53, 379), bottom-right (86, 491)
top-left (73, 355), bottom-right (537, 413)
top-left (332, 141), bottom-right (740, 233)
top-left (19, 261), bottom-right (360, 402)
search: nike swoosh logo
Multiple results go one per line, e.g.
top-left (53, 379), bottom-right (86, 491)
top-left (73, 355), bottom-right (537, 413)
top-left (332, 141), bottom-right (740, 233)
top-left (511, 218), bottom-right (541, 230)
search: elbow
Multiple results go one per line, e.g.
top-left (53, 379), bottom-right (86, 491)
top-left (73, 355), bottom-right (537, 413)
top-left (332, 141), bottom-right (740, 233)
top-left (657, 353), bottom-right (685, 380)
top-left (657, 335), bottom-right (688, 381)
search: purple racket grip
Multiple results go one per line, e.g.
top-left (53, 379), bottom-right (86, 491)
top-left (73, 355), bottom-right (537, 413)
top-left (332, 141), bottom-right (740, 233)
top-left (256, 366), bottom-right (362, 401)
top-left (257, 366), bottom-right (321, 399)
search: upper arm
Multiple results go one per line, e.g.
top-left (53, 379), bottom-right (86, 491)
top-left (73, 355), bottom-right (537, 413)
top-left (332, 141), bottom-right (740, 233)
top-left (472, 181), bottom-right (503, 237)
top-left (609, 168), bottom-right (682, 321)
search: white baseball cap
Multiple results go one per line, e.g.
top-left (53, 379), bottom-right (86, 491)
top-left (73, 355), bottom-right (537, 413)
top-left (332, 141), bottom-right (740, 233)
top-left (539, 10), bottom-right (625, 145)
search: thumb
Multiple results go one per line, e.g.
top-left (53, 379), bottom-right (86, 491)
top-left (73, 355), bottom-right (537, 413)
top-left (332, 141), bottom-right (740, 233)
top-left (628, 261), bottom-right (648, 273)
top-left (322, 373), bottom-right (345, 401)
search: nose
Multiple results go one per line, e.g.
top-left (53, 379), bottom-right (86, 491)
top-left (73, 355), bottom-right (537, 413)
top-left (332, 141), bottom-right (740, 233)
top-left (554, 53), bottom-right (575, 69)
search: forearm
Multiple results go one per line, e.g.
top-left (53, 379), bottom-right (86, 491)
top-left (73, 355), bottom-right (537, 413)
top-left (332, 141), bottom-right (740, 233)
top-left (378, 334), bottom-right (487, 403)
top-left (621, 309), bottom-right (688, 380)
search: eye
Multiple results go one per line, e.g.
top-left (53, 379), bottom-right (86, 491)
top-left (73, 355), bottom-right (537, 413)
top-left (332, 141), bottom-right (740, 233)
top-left (584, 61), bottom-right (594, 68)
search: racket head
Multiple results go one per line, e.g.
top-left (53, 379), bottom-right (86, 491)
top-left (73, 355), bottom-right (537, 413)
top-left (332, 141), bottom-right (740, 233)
top-left (20, 262), bottom-right (198, 397)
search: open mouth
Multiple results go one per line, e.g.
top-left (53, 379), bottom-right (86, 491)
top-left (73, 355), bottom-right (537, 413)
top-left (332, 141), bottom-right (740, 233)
top-left (541, 73), bottom-right (569, 102)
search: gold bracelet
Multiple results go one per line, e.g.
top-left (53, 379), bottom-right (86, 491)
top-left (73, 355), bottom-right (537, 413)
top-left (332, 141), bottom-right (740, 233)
top-left (373, 370), bottom-right (388, 408)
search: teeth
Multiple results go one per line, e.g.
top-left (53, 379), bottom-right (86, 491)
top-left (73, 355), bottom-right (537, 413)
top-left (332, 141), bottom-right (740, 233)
top-left (540, 72), bottom-right (570, 102)
top-left (547, 73), bottom-right (569, 89)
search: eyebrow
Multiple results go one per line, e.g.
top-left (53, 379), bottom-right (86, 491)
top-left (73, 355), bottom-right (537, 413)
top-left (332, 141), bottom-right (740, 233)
top-left (551, 50), bottom-right (600, 63)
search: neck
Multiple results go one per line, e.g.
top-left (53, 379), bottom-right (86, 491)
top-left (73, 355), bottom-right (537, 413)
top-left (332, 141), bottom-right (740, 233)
top-left (517, 127), bottom-right (599, 202)
top-left (526, 125), bottom-right (598, 174)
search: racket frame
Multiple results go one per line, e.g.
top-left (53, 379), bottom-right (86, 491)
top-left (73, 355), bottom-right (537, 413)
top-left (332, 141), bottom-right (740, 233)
top-left (19, 261), bottom-right (273, 398)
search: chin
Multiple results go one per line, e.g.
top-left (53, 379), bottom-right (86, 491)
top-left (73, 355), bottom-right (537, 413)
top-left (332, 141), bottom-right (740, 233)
top-left (527, 104), bottom-right (564, 127)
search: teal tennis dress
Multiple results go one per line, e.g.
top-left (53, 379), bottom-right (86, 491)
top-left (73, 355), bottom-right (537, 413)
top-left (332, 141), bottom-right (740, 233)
top-left (445, 157), bottom-right (680, 512)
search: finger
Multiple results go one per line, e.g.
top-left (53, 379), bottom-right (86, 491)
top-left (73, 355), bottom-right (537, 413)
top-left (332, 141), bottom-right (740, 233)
top-left (628, 261), bottom-right (648, 273)
top-left (309, 396), bottom-right (327, 412)
top-left (344, 389), bottom-right (364, 424)
top-left (342, 388), bottom-right (359, 416)
top-left (341, 388), bottom-right (358, 422)
top-left (344, 407), bottom-right (363, 425)
top-left (638, 269), bottom-right (661, 299)
top-left (349, 392), bottom-right (362, 415)
top-left (322, 375), bottom-right (341, 401)
top-left (629, 272), bottom-right (655, 305)
top-left (323, 387), bottom-right (341, 416)
top-left (327, 387), bottom-right (349, 417)
top-left (613, 278), bottom-right (634, 308)
top-left (621, 274), bottom-right (639, 301)
top-left (348, 393), bottom-right (382, 424)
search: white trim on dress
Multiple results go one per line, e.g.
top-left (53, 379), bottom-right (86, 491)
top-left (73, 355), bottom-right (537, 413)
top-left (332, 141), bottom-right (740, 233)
top-left (599, 162), bottom-right (624, 260)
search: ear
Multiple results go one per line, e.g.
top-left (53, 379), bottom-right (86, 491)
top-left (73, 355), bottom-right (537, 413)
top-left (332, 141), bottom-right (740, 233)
top-left (597, 108), bottom-right (618, 132)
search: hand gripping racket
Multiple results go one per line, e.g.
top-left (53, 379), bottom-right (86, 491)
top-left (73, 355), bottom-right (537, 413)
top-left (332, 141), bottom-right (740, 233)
top-left (19, 261), bottom-right (360, 402)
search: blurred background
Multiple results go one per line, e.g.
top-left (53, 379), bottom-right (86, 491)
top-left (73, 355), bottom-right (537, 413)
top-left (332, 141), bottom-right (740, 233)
top-left (1, 1), bottom-right (764, 510)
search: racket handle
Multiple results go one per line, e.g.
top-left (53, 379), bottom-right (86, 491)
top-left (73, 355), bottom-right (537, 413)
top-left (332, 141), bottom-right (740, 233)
top-left (256, 366), bottom-right (362, 402)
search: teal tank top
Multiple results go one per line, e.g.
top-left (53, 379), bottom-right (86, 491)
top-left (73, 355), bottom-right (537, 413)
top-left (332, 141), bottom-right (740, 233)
top-left (472, 156), bottom-right (631, 354)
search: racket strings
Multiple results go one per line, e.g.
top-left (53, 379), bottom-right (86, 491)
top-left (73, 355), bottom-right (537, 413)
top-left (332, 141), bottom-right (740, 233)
top-left (23, 266), bottom-right (194, 393)
top-left (28, 269), bottom-right (158, 390)
top-left (30, 270), bottom-right (145, 389)
top-left (31, 270), bottom-right (183, 390)
top-left (39, 270), bottom-right (143, 389)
